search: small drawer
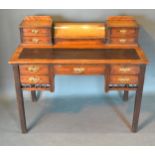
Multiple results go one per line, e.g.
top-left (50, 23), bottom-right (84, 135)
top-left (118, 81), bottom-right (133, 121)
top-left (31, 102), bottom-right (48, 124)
top-left (19, 65), bottom-right (49, 75)
top-left (20, 75), bottom-right (49, 84)
top-left (54, 65), bottom-right (105, 75)
top-left (22, 28), bottom-right (51, 37)
top-left (22, 37), bottom-right (51, 44)
top-left (110, 37), bottom-right (136, 44)
top-left (111, 65), bottom-right (140, 75)
top-left (111, 28), bottom-right (136, 37)
top-left (109, 75), bottom-right (138, 84)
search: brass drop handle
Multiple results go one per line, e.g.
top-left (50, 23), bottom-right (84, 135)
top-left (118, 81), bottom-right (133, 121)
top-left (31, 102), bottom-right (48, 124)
top-left (119, 39), bottom-right (127, 43)
top-left (28, 76), bottom-right (40, 83)
top-left (32, 29), bottom-right (39, 34)
top-left (28, 65), bottom-right (40, 73)
top-left (119, 67), bottom-right (131, 72)
top-left (73, 67), bottom-right (85, 73)
top-left (118, 78), bottom-right (130, 82)
top-left (32, 38), bottom-right (39, 43)
top-left (119, 29), bottom-right (127, 33)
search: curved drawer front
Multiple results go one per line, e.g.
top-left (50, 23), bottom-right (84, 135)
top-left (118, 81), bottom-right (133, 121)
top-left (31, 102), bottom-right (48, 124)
top-left (20, 75), bottom-right (49, 84)
top-left (111, 65), bottom-right (140, 75)
top-left (54, 65), bottom-right (105, 75)
top-left (110, 75), bottom-right (138, 84)
top-left (19, 65), bottom-right (49, 75)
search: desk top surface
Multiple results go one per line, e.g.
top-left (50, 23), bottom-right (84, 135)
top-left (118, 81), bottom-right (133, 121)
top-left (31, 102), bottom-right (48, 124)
top-left (9, 46), bottom-right (148, 64)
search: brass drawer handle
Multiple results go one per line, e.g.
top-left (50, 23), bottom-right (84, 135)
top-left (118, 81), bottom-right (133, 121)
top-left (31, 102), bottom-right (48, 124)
top-left (73, 67), bottom-right (85, 73)
top-left (28, 76), bottom-right (40, 83)
top-left (32, 38), bottom-right (39, 43)
top-left (31, 29), bottom-right (39, 34)
top-left (119, 67), bottom-right (131, 72)
top-left (118, 78), bottom-right (130, 82)
top-left (28, 65), bottom-right (40, 73)
top-left (119, 39), bottom-right (127, 43)
top-left (119, 29), bottom-right (127, 33)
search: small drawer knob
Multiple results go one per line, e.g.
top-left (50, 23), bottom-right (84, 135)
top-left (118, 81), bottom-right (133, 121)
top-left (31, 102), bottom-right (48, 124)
top-left (32, 29), bottom-right (39, 34)
top-left (28, 76), bottom-right (40, 83)
top-left (28, 65), bottom-right (40, 73)
top-left (73, 67), bottom-right (85, 74)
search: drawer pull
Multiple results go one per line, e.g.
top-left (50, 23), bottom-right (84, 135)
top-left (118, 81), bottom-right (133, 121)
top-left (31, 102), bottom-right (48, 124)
top-left (31, 29), bottom-right (39, 34)
top-left (119, 67), bottom-right (131, 72)
top-left (118, 78), bottom-right (130, 82)
top-left (28, 76), bottom-right (40, 83)
top-left (32, 38), bottom-right (39, 43)
top-left (28, 65), bottom-right (40, 73)
top-left (120, 29), bottom-right (127, 33)
top-left (119, 39), bottom-right (127, 43)
top-left (73, 67), bottom-right (85, 73)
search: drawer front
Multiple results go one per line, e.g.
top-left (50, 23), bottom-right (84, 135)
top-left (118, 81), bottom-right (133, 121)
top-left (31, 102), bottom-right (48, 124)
top-left (22, 28), bottom-right (51, 36)
top-left (111, 65), bottom-right (140, 75)
top-left (111, 28), bottom-right (136, 37)
top-left (20, 75), bottom-right (49, 84)
top-left (54, 65), bottom-right (105, 75)
top-left (22, 37), bottom-right (51, 44)
top-left (110, 37), bottom-right (136, 44)
top-left (110, 75), bottom-right (138, 84)
top-left (19, 65), bottom-right (49, 75)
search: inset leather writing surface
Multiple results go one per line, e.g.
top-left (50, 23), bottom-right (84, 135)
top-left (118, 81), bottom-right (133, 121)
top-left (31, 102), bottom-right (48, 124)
top-left (19, 48), bottom-right (139, 60)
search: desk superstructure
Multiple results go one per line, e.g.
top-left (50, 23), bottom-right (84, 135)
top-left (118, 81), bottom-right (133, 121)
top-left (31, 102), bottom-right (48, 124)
top-left (9, 16), bottom-right (148, 133)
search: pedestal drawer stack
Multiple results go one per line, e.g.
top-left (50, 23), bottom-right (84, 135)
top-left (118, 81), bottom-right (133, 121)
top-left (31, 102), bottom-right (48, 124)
top-left (20, 16), bottom-right (52, 45)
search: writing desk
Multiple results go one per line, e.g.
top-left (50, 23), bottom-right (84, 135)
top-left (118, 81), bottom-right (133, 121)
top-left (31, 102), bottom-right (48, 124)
top-left (8, 16), bottom-right (148, 133)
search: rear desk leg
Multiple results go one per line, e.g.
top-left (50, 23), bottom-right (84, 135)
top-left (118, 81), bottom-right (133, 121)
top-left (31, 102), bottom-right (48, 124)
top-left (123, 91), bottom-right (129, 101)
top-left (13, 65), bottom-right (27, 133)
top-left (31, 91), bottom-right (37, 102)
top-left (132, 65), bottom-right (146, 132)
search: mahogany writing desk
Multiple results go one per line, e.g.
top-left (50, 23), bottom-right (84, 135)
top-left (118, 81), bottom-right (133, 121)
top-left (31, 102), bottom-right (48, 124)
top-left (9, 16), bottom-right (148, 133)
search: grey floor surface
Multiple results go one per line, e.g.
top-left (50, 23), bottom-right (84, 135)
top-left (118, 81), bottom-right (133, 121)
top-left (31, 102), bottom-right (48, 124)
top-left (0, 92), bottom-right (155, 146)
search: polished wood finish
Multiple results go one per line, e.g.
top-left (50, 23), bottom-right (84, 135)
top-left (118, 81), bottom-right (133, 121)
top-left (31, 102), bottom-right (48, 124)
top-left (20, 16), bottom-right (52, 45)
top-left (109, 75), bottom-right (138, 84)
top-left (111, 65), bottom-right (140, 74)
top-left (54, 23), bottom-right (105, 40)
top-left (23, 28), bottom-right (51, 37)
top-left (111, 28), bottom-right (136, 37)
top-left (20, 65), bottom-right (49, 75)
top-left (22, 36), bottom-right (51, 44)
top-left (54, 65), bottom-right (105, 75)
top-left (9, 16), bottom-right (149, 133)
top-left (20, 75), bottom-right (49, 84)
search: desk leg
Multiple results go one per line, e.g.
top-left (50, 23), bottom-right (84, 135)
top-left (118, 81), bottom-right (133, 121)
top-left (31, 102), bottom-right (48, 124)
top-left (132, 65), bottom-right (146, 132)
top-left (31, 91), bottom-right (37, 102)
top-left (13, 65), bottom-right (27, 133)
top-left (123, 91), bottom-right (129, 101)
